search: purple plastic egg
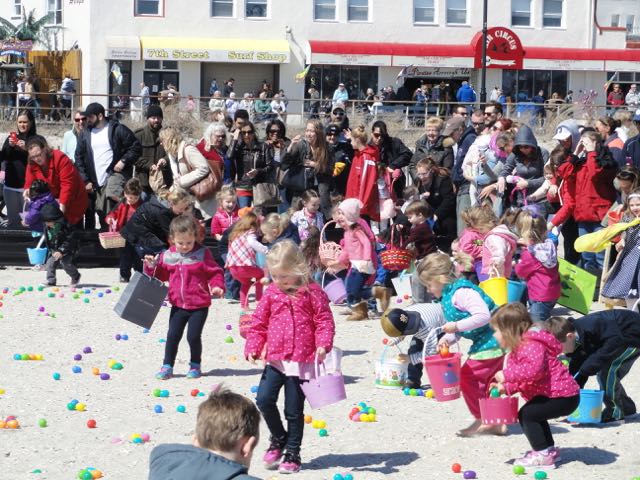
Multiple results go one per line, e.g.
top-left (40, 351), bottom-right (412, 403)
top-left (73, 354), bottom-right (82, 361)
top-left (100, 373), bottom-right (110, 380)
top-left (463, 471), bottom-right (477, 479)
top-left (115, 334), bottom-right (121, 341)
top-left (38, 306), bottom-right (45, 312)
top-left (83, 347), bottom-right (92, 354)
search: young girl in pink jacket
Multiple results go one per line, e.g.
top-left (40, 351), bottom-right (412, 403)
top-left (491, 303), bottom-right (579, 470)
top-left (482, 208), bottom-right (519, 277)
top-left (454, 205), bottom-right (495, 279)
top-left (210, 185), bottom-right (239, 241)
top-left (245, 240), bottom-right (335, 474)
top-left (145, 215), bottom-right (224, 380)
top-left (514, 209), bottom-right (561, 322)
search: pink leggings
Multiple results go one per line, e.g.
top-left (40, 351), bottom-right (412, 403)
top-left (460, 355), bottom-right (505, 419)
top-left (229, 266), bottom-right (265, 309)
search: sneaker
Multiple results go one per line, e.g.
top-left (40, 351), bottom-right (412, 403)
top-left (263, 438), bottom-right (285, 468)
top-left (601, 416), bottom-right (625, 425)
top-left (39, 281), bottom-right (56, 287)
top-left (278, 451), bottom-right (301, 474)
top-left (514, 450), bottom-right (556, 469)
top-left (549, 446), bottom-right (561, 462)
top-left (186, 363), bottom-right (201, 379)
top-left (70, 275), bottom-right (81, 288)
top-left (119, 276), bottom-right (129, 283)
top-left (155, 364), bottom-right (173, 380)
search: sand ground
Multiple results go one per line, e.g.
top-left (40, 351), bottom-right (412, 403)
top-left (0, 266), bottom-right (639, 480)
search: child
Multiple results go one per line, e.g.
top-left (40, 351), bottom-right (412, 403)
top-left (149, 387), bottom-right (261, 480)
top-left (400, 185), bottom-right (420, 213)
top-left (22, 179), bottom-right (58, 232)
top-left (453, 206), bottom-right (495, 280)
top-left (527, 162), bottom-right (559, 205)
top-left (290, 190), bottom-right (324, 241)
top-left (601, 189), bottom-right (640, 308)
top-left (417, 252), bottom-right (505, 436)
top-left (514, 209), bottom-right (560, 322)
top-left (105, 178), bottom-right (144, 283)
top-left (405, 200), bottom-right (437, 303)
top-left (227, 211), bottom-right (269, 310)
top-left (40, 203), bottom-right (80, 287)
top-left (546, 311), bottom-right (640, 424)
top-left (482, 208), bottom-right (519, 277)
top-left (245, 240), bottom-right (335, 474)
top-left (330, 198), bottom-right (377, 321)
top-left (381, 303), bottom-right (446, 389)
top-left (300, 225), bottom-right (322, 284)
top-left (211, 185), bottom-right (239, 242)
top-left (145, 215), bottom-right (224, 380)
top-left (491, 304), bottom-right (579, 469)
top-left (261, 212), bottom-right (300, 246)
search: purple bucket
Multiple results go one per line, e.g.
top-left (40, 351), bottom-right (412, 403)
top-left (475, 260), bottom-right (489, 282)
top-left (300, 361), bottom-right (347, 409)
top-left (322, 272), bottom-right (347, 304)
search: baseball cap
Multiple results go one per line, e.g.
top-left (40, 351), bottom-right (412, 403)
top-left (442, 117), bottom-right (466, 137)
top-left (553, 125), bottom-right (572, 141)
top-left (634, 109), bottom-right (640, 122)
top-left (380, 308), bottom-right (422, 337)
top-left (325, 124), bottom-right (340, 136)
top-left (338, 83), bottom-right (345, 87)
top-left (81, 102), bottom-right (105, 117)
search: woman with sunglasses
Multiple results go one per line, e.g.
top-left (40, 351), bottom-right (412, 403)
top-left (263, 119), bottom-right (290, 212)
top-left (369, 121), bottom-right (412, 199)
top-left (229, 121), bottom-right (271, 208)
top-left (61, 107), bottom-right (85, 163)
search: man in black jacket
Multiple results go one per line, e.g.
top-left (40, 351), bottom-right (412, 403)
top-left (546, 311), bottom-right (640, 424)
top-left (134, 104), bottom-right (166, 196)
top-left (75, 102), bottom-right (142, 230)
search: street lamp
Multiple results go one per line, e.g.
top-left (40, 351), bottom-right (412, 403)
top-left (480, 0), bottom-right (488, 104)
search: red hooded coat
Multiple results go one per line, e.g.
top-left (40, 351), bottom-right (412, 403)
top-left (345, 144), bottom-right (380, 221)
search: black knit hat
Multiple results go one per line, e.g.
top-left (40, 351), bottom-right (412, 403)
top-left (146, 104), bottom-right (163, 119)
top-left (40, 203), bottom-right (64, 222)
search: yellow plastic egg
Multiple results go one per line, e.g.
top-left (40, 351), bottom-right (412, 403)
top-left (75, 403), bottom-right (86, 411)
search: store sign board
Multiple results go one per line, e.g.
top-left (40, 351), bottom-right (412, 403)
top-left (473, 27), bottom-right (524, 70)
top-left (143, 47), bottom-right (289, 63)
top-left (392, 57), bottom-right (474, 70)
top-left (523, 58), bottom-right (604, 71)
top-left (107, 47), bottom-right (140, 60)
top-left (311, 52), bottom-right (391, 66)
top-left (605, 60), bottom-right (640, 72)
top-left (0, 39), bottom-right (33, 55)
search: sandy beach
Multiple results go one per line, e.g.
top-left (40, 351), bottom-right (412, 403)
top-left (0, 266), bottom-right (639, 480)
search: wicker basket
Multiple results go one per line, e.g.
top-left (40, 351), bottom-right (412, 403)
top-left (319, 221), bottom-right (343, 268)
top-left (380, 226), bottom-right (412, 271)
top-left (99, 230), bottom-right (126, 249)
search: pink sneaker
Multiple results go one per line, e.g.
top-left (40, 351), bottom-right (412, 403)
top-left (549, 446), bottom-right (561, 462)
top-left (514, 450), bottom-right (556, 469)
top-left (278, 451), bottom-right (301, 474)
top-left (263, 439), bottom-right (284, 469)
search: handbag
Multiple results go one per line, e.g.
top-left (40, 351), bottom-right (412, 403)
top-left (251, 152), bottom-right (281, 207)
top-left (113, 271), bottom-right (169, 329)
top-left (184, 145), bottom-right (221, 201)
top-left (148, 166), bottom-right (167, 194)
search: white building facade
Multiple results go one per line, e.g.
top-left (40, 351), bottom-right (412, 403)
top-left (2, 0), bottom-right (640, 115)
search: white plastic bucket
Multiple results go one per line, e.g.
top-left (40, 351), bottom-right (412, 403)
top-left (374, 346), bottom-right (408, 389)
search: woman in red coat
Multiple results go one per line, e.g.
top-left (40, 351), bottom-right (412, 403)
top-left (345, 125), bottom-right (380, 222)
top-left (23, 135), bottom-right (89, 226)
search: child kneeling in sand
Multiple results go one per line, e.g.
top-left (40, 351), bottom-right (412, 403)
top-left (149, 387), bottom-right (261, 480)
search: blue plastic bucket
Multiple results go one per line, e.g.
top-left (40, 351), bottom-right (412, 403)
top-left (508, 280), bottom-right (527, 303)
top-left (27, 247), bottom-right (48, 265)
top-left (567, 389), bottom-right (604, 423)
top-left (255, 251), bottom-right (267, 268)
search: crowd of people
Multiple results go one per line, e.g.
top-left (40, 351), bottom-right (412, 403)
top-left (2, 97), bottom-right (640, 476)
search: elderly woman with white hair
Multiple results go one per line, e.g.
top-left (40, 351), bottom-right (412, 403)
top-left (159, 127), bottom-right (217, 220)
top-left (197, 122), bottom-right (232, 185)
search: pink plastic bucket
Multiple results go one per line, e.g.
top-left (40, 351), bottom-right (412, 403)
top-left (423, 353), bottom-right (461, 402)
top-left (300, 360), bottom-right (347, 409)
top-left (322, 272), bottom-right (347, 305)
top-left (479, 396), bottom-right (519, 425)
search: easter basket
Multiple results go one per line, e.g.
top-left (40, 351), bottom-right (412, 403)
top-left (319, 221), bottom-right (343, 268)
top-left (99, 225), bottom-right (126, 249)
top-left (300, 356), bottom-right (347, 409)
top-left (380, 226), bottom-right (412, 271)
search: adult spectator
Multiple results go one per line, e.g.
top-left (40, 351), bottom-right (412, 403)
top-left (61, 108), bottom-right (85, 163)
top-left (624, 110), bottom-right (640, 168)
top-left (596, 116), bottom-right (625, 166)
top-left (222, 78), bottom-right (235, 97)
top-left (134, 104), bottom-right (165, 195)
top-left (197, 123), bottom-right (230, 188)
top-left (281, 120), bottom-right (333, 215)
top-left (225, 92), bottom-right (238, 119)
top-left (59, 73), bottom-right (75, 114)
top-left (607, 84), bottom-right (625, 111)
top-left (262, 119), bottom-right (290, 211)
top-left (572, 130), bottom-right (618, 274)
top-left (456, 81), bottom-right (476, 110)
top-left (209, 91), bottom-right (225, 113)
top-left (238, 94), bottom-right (254, 120)
top-left (369, 120), bottom-right (412, 197)
top-left (308, 86), bottom-right (320, 119)
top-left (330, 106), bottom-right (349, 130)
top-left (489, 86), bottom-right (501, 102)
top-left (23, 135), bottom-right (88, 226)
top-left (332, 83), bottom-right (348, 107)
top-left (228, 121), bottom-right (269, 207)
top-left (410, 117), bottom-right (454, 177)
top-left (345, 125), bottom-right (380, 222)
top-left (208, 78), bottom-right (219, 96)
top-left (0, 109), bottom-right (37, 228)
top-left (626, 84), bottom-right (639, 110)
top-left (483, 101), bottom-right (503, 128)
top-left (138, 82), bottom-right (150, 117)
top-left (437, 81), bottom-right (451, 117)
top-left (270, 94), bottom-right (287, 123)
top-left (452, 105), bottom-right (468, 118)
top-left (497, 125), bottom-right (548, 208)
top-left (613, 110), bottom-right (634, 143)
top-left (254, 92), bottom-right (272, 122)
top-left (75, 102), bottom-right (142, 230)
top-left (232, 109), bottom-right (250, 133)
top-left (532, 90), bottom-right (546, 124)
top-left (326, 123), bottom-right (353, 196)
top-left (564, 90), bottom-right (574, 103)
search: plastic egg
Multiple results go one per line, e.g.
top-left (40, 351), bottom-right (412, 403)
top-left (141, 433), bottom-right (151, 442)
top-left (463, 470), bottom-right (477, 479)
top-left (87, 419), bottom-right (97, 428)
top-left (100, 373), bottom-right (110, 380)
top-left (152, 389), bottom-right (161, 397)
top-left (83, 347), bottom-right (93, 354)
top-left (75, 403), bottom-right (86, 411)
top-left (176, 405), bottom-right (186, 413)
top-left (74, 354), bottom-right (82, 361)
top-left (160, 389), bottom-right (169, 398)
top-left (318, 428), bottom-right (328, 437)
top-left (107, 359), bottom-right (117, 368)
top-left (513, 465), bottom-right (526, 475)
top-left (304, 415), bottom-right (312, 424)
top-left (534, 472), bottom-right (548, 480)
top-left (38, 418), bottom-right (47, 427)
top-left (72, 366), bottom-right (82, 373)
top-left (154, 405), bottom-right (163, 413)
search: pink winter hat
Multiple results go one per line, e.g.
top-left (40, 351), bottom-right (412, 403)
top-left (339, 198), bottom-right (363, 225)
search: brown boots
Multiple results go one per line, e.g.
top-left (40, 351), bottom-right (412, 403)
top-left (372, 286), bottom-right (392, 313)
top-left (346, 301), bottom-right (369, 321)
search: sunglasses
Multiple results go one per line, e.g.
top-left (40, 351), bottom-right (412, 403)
top-left (326, 132), bottom-right (337, 137)
top-left (483, 111), bottom-right (495, 116)
top-left (74, 117), bottom-right (86, 122)
top-left (241, 130), bottom-right (254, 135)
top-left (372, 133), bottom-right (381, 138)
top-left (333, 112), bottom-right (345, 117)
top-left (472, 122), bottom-right (484, 127)
top-left (268, 129), bottom-right (280, 134)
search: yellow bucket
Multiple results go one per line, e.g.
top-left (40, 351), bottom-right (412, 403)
top-left (479, 277), bottom-right (508, 306)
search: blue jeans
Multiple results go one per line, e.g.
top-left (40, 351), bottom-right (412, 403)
top-left (221, 254), bottom-right (240, 300)
top-left (578, 222), bottom-right (604, 273)
top-left (237, 195), bottom-right (252, 208)
top-left (529, 300), bottom-right (556, 323)
top-left (255, 365), bottom-right (305, 454)
top-left (345, 269), bottom-right (372, 306)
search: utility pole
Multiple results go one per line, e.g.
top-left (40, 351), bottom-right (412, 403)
top-left (480, 0), bottom-right (488, 104)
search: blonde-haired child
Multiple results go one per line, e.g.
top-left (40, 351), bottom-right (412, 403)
top-left (417, 252), bottom-right (505, 436)
top-left (514, 209), bottom-right (560, 322)
top-left (245, 240), bottom-right (335, 474)
top-left (490, 303), bottom-right (579, 469)
top-left (453, 205), bottom-right (496, 278)
top-left (481, 207), bottom-right (519, 277)
top-left (211, 185), bottom-right (239, 241)
top-left (145, 215), bottom-right (224, 380)
top-left (227, 212), bottom-right (269, 310)
top-left (290, 190), bottom-right (324, 241)
top-left (261, 212), bottom-right (300, 246)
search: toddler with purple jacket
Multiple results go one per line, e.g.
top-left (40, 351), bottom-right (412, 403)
top-left (22, 179), bottom-right (58, 232)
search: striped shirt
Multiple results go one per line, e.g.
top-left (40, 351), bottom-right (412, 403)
top-left (390, 303), bottom-right (446, 365)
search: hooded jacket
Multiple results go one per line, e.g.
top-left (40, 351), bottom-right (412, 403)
top-left (345, 144), bottom-right (380, 221)
top-left (624, 133), bottom-right (640, 169)
top-left (120, 196), bottom-right (176, 252)
top-left (0, 120), bottom-right (37, 188)
top-left (149, 443), bottom-right (260, 480)
top-left (411, 134), bottom-right (454, 174)
top-left (515, 239), bottom-right (561, 302)
top-left (481, 224), bottom-right (518, 277)
top-left (134, 123), bottom-right (166, 190)
top-left (503, 327), bottom-right (580, 401)
top-left (211, 206), bottom-right (239, 237)
top-left (23, 192), bottom-right (58, 232)
top-left (105, 198), bottom-right (143, 231)
top-left (572, 149), bottom-right (618, 222)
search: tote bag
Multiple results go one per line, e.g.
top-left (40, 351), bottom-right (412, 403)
top-left (252, 151), bottom-right (280, 207)
top-left (557, 258), bottom-right (597, 315)
top-left (113, 271), bottom-right (169, 329)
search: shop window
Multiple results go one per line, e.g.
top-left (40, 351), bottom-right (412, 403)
top-left (626, 15), bottom-right (636, 32)
top-left (305, 65), bottom-right (378, 101)
top-left (246, 0), bottom-right (267, 18)
top-left (13, 0), bottom-right (21, 18)
top-left (211, 0), bottom-right (233, 17)
top-left (446, 0), bottom-right (467, 25)
top-left (144, 60), bottom-right (178, 70)
top-left (314, 0), bottom-right (336, 21)
top-left (46, 0), bottom-right (62, 25)
top-left (348, 0), bottom-right (369, 22)
top-left (109, 60), bottom-right (132, 111)
top-left (135, 0), bottom-right (163, 16)
top-left (502, 69), bottom-right (567, 101)
top-left (511, 0), bottom-right (531, 27)
top-left (414, 0), bottom-right (435, 24)
top-left (611, 14), bottom-right (620, 27)
top-left (542, 0), bottom-right (563, 28)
